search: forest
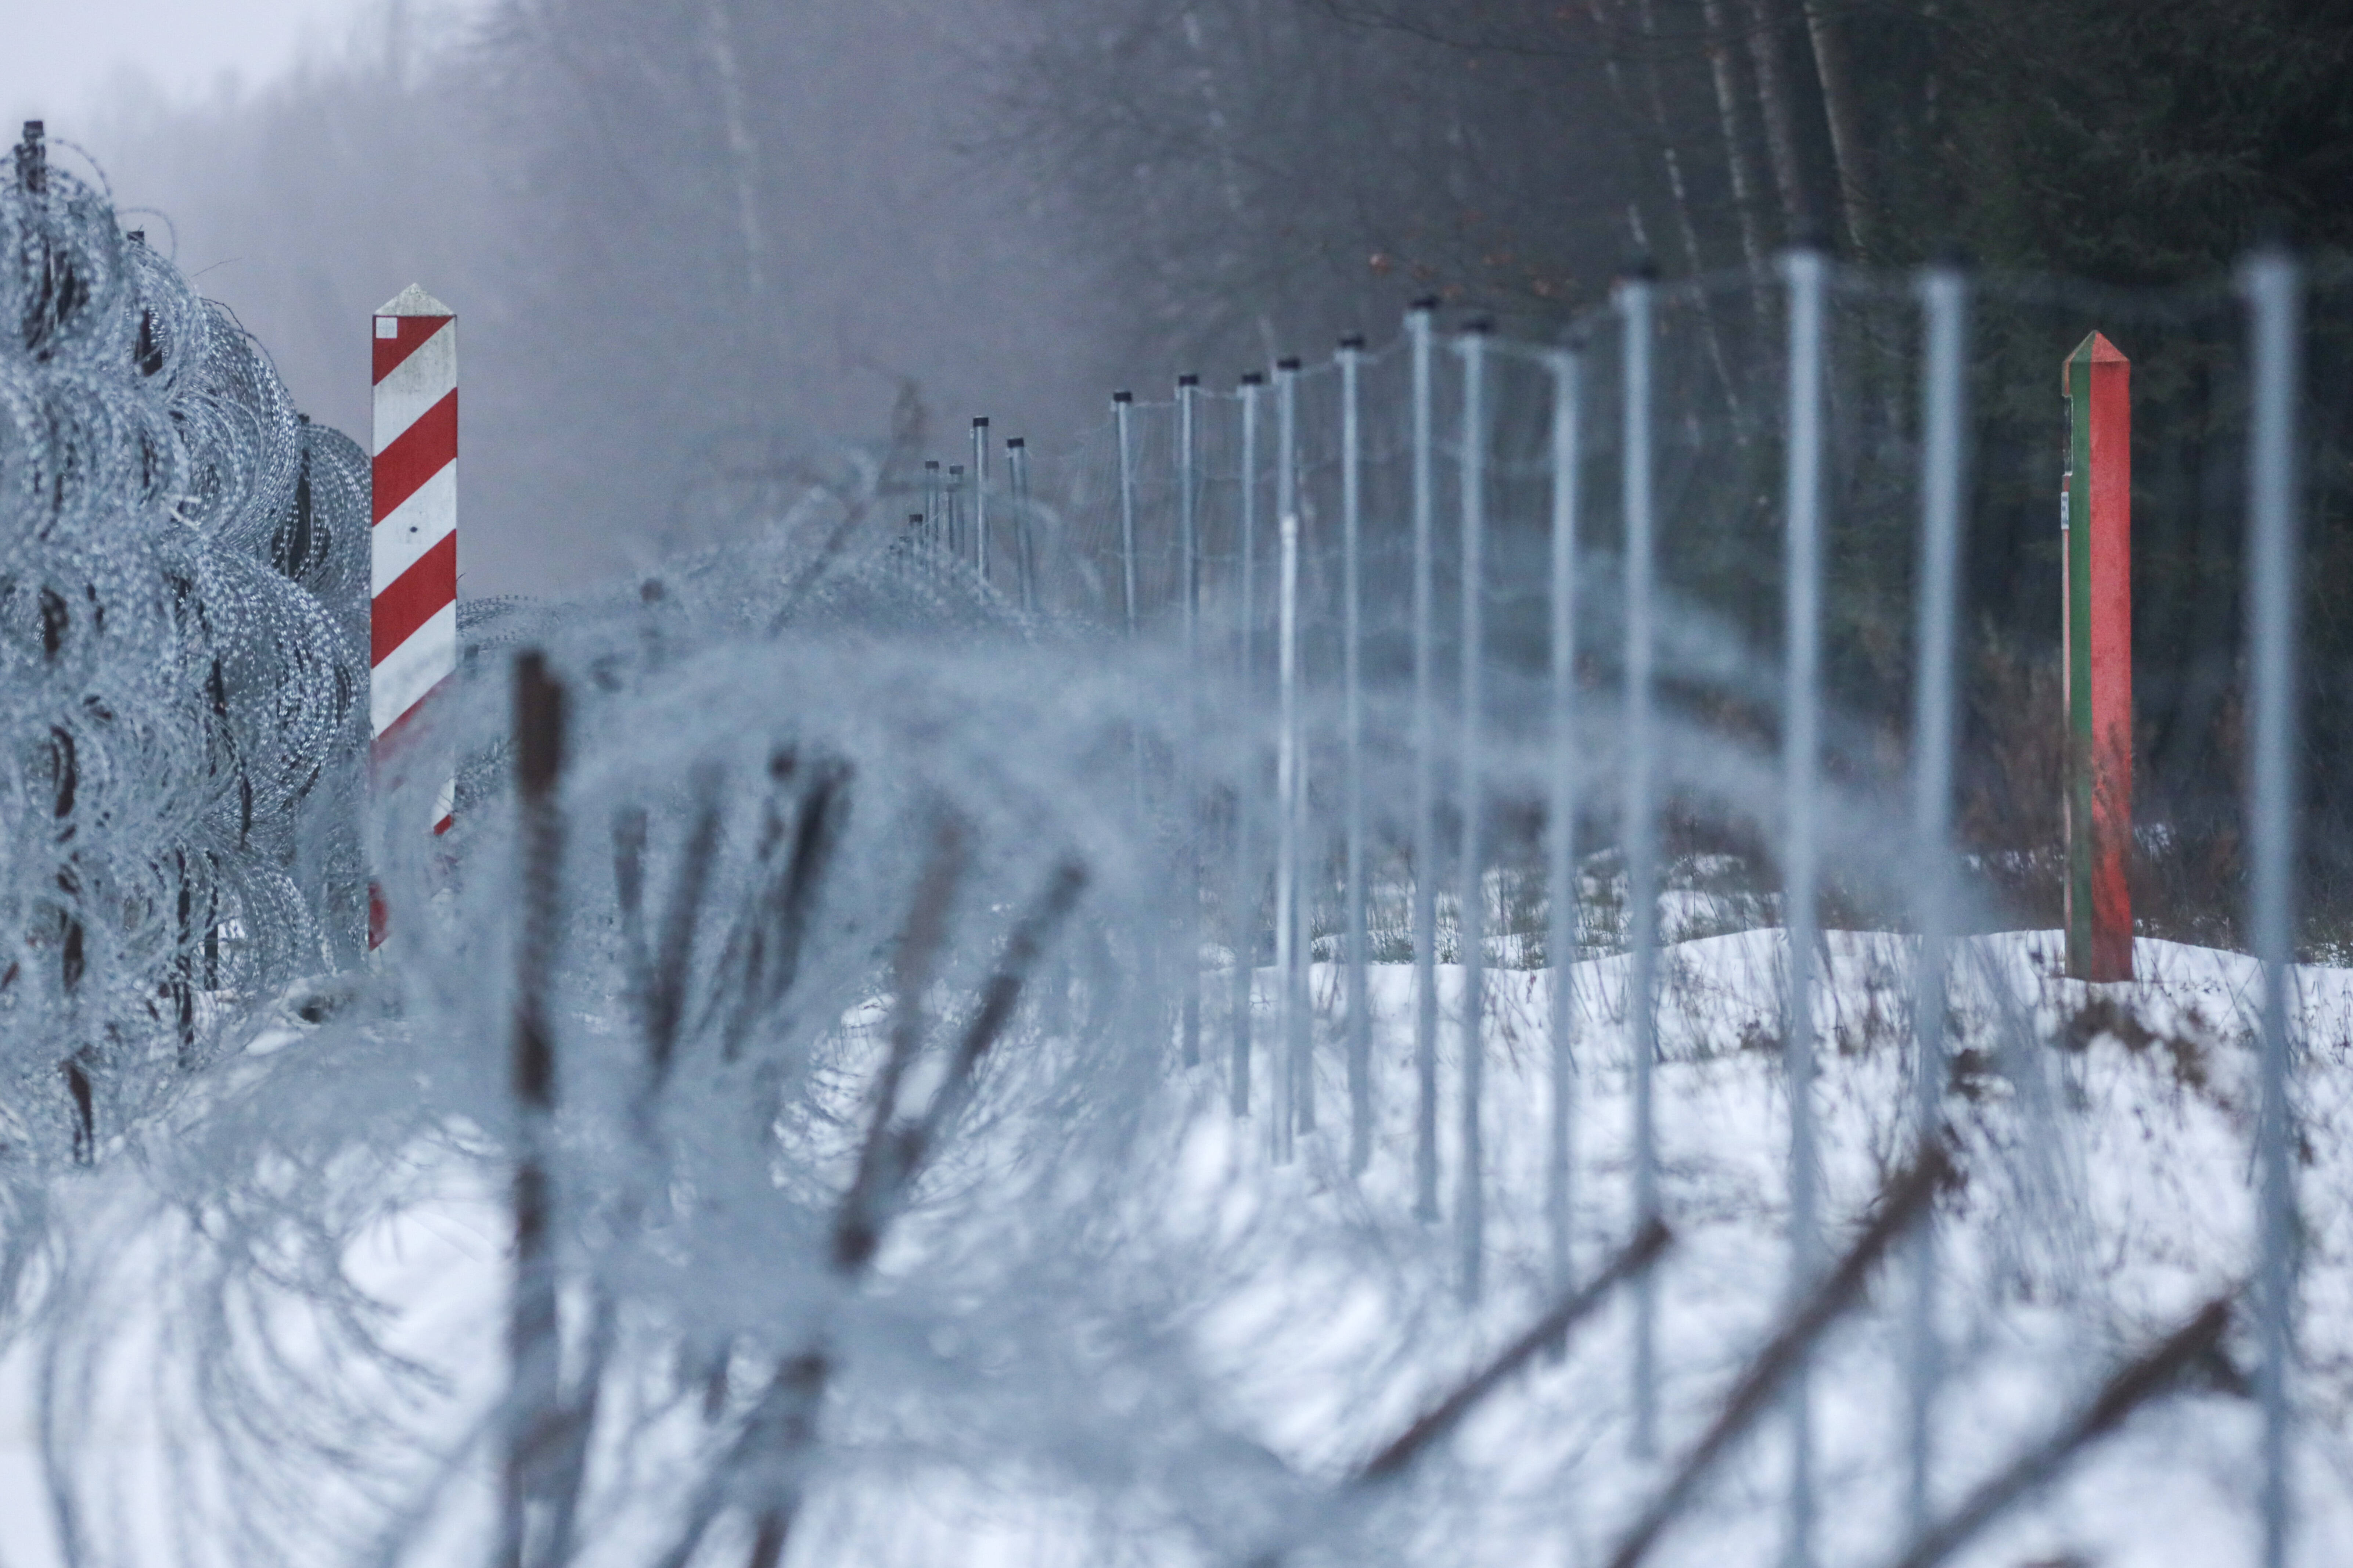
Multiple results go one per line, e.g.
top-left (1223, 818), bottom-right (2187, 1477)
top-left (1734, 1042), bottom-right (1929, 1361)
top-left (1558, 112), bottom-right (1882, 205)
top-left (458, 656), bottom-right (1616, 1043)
top-left (2, 3), bottom-right (2351, 1565)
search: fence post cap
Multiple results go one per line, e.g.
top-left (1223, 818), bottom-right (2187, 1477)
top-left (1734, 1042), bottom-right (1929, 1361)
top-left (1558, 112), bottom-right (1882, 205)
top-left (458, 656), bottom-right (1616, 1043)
top-left (2065, 330), bottom-right (2129, 368)
top-left (375, 283), bottom-right (452, 317)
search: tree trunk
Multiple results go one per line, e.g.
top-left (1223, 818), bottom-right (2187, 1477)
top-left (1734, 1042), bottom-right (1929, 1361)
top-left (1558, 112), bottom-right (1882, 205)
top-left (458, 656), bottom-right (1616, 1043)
top-left (1581, 0), bottom-right (1669, 263)
top-left (1802, 0), bottom-right (1875, 257)
top-left (1631, 0), bottom-right (1708, 279)
top-left (1631, 0), bottom-right (1747, 426)
top-left (1699, 0), bottom-right (1770, 275)
top-left (1744, 0), bottom-right (1815, 242)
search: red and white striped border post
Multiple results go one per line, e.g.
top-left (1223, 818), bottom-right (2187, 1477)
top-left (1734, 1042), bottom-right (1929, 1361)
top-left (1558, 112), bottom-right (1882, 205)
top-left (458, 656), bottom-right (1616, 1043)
top-left (370, 285), bottom-right (458, 942)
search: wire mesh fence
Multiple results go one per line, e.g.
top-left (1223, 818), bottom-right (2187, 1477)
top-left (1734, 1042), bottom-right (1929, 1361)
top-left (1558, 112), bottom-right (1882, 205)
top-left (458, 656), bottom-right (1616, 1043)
top-left (950, 248), bottom-right (2353, 1564)
top-left (11, 111), bottom-right (2353, 1566)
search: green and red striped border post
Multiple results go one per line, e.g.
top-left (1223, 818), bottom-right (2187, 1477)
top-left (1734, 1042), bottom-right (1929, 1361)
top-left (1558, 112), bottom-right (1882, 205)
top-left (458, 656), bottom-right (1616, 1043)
top-left (2063, 331), bottom-right (2133, 981)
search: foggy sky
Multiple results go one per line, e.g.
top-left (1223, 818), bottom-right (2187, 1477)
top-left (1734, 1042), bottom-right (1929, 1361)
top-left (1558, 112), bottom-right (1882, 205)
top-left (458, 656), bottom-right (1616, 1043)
top-left (0, 0), bottom-right (433, 127)
top-left (30, 0), bottom-right (1116, 598)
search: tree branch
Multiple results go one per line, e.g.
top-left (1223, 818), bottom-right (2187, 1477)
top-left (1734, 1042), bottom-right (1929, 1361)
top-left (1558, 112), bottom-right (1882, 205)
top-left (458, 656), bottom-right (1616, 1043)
top-left (1607, 1143), bottom-right (1952, 1568)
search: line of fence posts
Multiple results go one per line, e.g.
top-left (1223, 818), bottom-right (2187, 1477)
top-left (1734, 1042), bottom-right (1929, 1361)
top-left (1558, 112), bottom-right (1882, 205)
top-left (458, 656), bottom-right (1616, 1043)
top-left (859, 245), bottom-right (2309, 1561)
top-left (1122, 254), bottom-right (1945, 1539)
top-left (425, 241), bottom-right (2295, 1561)
top-left (1211, 252), bottom-right (2300, 1561)
top-left (906, 416), bottom-right (1047, 601)
top-left (534, 243), bottom-right (2306, 1560)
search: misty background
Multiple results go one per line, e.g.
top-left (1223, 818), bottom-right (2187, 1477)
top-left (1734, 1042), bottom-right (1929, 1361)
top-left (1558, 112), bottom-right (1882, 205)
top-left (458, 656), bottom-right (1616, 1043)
top-left (8, 0), bottom-right (1122, 594)
top-left (8, 0), bottom-right (2345, 616)
top-left (5, 12), bottom-right (2353, 1562)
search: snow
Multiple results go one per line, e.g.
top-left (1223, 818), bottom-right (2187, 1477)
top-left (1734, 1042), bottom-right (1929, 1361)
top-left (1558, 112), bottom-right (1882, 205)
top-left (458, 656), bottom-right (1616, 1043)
top-left (5, 931), bottom-right (2349, 1566)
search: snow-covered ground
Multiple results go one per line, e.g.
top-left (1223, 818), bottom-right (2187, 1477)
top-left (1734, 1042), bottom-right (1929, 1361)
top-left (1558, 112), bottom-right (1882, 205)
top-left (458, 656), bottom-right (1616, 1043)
top-left (5, 929), bottom-right (2349, 1566)
top-left (1188, 929), bottom-right (2353, 1567)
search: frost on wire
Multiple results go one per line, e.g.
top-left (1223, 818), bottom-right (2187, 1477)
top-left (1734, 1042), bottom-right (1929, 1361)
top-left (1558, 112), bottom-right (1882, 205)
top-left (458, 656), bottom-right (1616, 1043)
top-left (0, 123), bottom-right (369, 1166)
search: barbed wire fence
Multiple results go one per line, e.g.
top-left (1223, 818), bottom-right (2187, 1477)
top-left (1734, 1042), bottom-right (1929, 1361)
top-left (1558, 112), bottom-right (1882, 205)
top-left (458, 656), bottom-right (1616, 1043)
top-left (7, 108), bottom-right (2353, 1566)
top-left (0, 120), bottom-right (371, 1170)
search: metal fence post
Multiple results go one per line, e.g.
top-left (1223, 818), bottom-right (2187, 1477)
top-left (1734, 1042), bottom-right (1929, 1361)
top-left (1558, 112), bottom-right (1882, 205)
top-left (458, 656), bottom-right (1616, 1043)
top-left (1275, 503), bottom-right (1302, 1161)
top-left (2243, 244), bottom-right (2304, 1568)
top-left (1456, 321), bottom-right (1491, 1304)
top-left (972, 416), bottom-right (992, 584)
top-left (1233, 371), bottom-right (1266, 1117)
top-left (1618, 266), bottom-right (1661, 1458)
top-left (1906, 255), bottom-right (1971, 1542)
top-left (1408, 299), bottom-right (1441, 1222)
top-left (1114, 391), bottom-right (1137, 636)
top-left (1339, 335), bottom-right (1371, 1175)
top-left (1275, 357), bottom-right (1312, 1136)
top-left (1779, 245), bottom-right (1830, 1568)
top-left (1179, 374), bottom-right (1202, 1068)
top-left (1007, 439), bottom-right (1033, 609)
top-left (1546, 341), bottom-right (1584, 1296)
